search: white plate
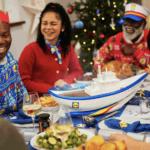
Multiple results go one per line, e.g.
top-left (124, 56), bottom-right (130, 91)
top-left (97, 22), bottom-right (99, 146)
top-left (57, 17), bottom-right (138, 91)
top-left (98, 117), bottom-right (150, 132)
top-left (30, 128), bottom-right (95, 150)
top-left (13, 123), bottom-right (39, 128)
top-left (75, 80), bottom-right (92, 85)
top-left (42, 106), bottom-right (59, 111)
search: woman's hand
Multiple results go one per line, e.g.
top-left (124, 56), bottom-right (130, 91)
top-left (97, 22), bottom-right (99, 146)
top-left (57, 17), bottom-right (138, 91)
top-left (54, 79), bottom-right (68, 87)
top-left (54, 79), bottom-right (72, 90)
top-left (109, 133), bottom-right (139, 150)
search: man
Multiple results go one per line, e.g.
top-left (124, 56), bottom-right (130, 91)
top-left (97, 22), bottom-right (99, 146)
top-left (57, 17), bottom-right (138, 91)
top-left (0, 10), bottom-right (27, 116)
top-left (94, 3), bottom-right (150, 69)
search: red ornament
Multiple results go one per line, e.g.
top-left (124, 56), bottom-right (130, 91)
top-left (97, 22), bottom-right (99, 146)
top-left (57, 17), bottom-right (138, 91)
top-left (68, 8), bottom-right (73, 14)
top-left (99, 34), bottom-right (105, 39)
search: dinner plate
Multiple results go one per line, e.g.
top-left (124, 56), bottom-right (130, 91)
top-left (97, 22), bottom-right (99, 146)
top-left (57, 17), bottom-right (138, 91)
top-left (42, 106), bottom-right (59, 111)
top-left (98, 117), bottom-right (150, 132)
top-left (30, 128), bottom-right (95, 150)
top-left (13, 123), bottom-right (39, 128)
top-left (75, 80), bottom-right (92, 85)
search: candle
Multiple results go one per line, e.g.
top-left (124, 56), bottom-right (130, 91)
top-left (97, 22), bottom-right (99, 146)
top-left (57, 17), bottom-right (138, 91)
top-left (98, 65), bottom-right (101, 74)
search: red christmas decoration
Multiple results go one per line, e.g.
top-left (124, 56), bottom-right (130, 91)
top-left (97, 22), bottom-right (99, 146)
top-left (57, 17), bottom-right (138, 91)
top-left (85, 31), bottom-right (94, 39)
top-left (68, 8), bottom-right (73, 14)
top-left (99, 34), bottom-right (105, 39)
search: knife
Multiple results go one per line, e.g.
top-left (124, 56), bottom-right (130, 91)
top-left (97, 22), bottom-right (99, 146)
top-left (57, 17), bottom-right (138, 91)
top-left (98, 110), bottom-right (119, 123)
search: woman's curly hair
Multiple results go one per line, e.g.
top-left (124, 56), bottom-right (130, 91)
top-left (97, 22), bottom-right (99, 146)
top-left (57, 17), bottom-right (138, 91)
top-left (37, 2), bottom-right (72, 57)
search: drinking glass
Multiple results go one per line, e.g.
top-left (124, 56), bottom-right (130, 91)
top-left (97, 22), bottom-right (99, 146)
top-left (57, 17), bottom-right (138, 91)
top-left (51, 106), bottom-right (73, 148)
top-left (22, 92), bottom-right (42, 132)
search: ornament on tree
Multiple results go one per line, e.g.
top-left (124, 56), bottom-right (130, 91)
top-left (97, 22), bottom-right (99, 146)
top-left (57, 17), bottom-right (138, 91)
top-left (68, 8), bottom-right (73, 14)
top-left (107, 0), bottom-right (110, 6)
top-left (85, 31), bottom-right (94, 39)
top-left (80, 5), bottom-right (85, 9)
top-left (96, 10), bottom-right (100, 14)
top-left (75, 20), bottom-right (84, 28)
top-left (99, 34), bottom-right (105, 39)
top-left (110, 18), bottom-right (115, 28)
top-left (118, 19), bottom-right (124, 26)
top-left (75, 41), bottom-right (81, 56)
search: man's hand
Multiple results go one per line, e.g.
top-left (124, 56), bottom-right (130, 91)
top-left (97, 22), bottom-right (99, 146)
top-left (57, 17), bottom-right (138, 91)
top-left (109, 133), bottom-right (138, 150)
top-left (121, 45), bottom-right (137, 56)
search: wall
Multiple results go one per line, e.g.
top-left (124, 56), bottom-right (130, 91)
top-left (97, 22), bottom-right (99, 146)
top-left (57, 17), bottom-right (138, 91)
top-left (10, 0), bottom-right (77, 60)
top-left (9, 0), bottom-right (150, 60)
top-left (10, 0), bottom-right (56, 60)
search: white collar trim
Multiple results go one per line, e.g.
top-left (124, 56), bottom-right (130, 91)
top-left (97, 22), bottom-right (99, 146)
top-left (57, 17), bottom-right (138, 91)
top-left (123, 31), bottom-right (144, 44)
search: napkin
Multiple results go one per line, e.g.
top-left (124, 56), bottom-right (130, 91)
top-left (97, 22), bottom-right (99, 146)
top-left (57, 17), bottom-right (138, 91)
top-left (56, 84), bottom-right (72, 90)
top-left (74, 83), bottom-right (88, 89)
top-left (6, 109), bottom-right (39, 124)
top-left (50, 83), bottom-right (88, 91)
top-left (105, 119), bottom-right (150, 133)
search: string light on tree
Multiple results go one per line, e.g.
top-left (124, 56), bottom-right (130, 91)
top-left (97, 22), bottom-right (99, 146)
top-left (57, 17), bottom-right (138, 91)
top-left (114, 5), bottom-right (117, 8)
top-left (83, 41), bottom-right (86, 44)
top-left (83, 59), bottom-right (86, 62)
top-left (75, 35), bottom-right (78, 38)
top-left (102, 17), bottom-right (105, 20)
top-left (90, 62), bottom-right (93, 65)
top-left (97, 14), bottom-right (100, 17)
top-left (93, 18), bottom-right (96, 21)
top-left (93, 30), bottom-right (96, 34)
top-left (77, 56), bottom-right (80, 59)
top-left (113, 2), bottom-right (116, 4)
top-left (117, 14), bottom-right (120, 17)
top-left (84, 29), bottom-right (87, 32)
top-left (91, 39), bottom-right (95, 44)
top-left (88, 48), bottom-right (91, 51)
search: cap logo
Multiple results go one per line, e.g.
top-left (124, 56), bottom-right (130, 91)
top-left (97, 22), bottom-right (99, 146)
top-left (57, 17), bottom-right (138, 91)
top-left (131, 4), bottom-right (135, 10)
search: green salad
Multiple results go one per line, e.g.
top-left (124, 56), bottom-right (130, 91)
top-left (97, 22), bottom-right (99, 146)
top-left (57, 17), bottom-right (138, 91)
top-left (36, 126), bottom-right (87, 150)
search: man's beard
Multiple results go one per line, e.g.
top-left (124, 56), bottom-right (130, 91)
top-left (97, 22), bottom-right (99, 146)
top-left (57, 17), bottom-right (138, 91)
top-left (122, 23), bottom-right (144, 41)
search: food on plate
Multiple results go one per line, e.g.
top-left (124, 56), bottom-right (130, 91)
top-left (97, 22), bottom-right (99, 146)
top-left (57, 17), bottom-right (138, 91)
top-left (139, 67), bottom-right (150, 74)
top-left (101, 60), bottom-right (135, 79)
top-left (84, 135), bottom-right (105, 150)
top-left (115, 141), bottom-right (127, 150)
top-left (100, 142), bottom-right (116, 150)
top-left (40, 96), bottom-right (59, 107)
top-left (36, 126), bottom-right (88, 149)
top-left (75, 135), bottom-right (127, 150)
top-left (76, 71), bottom-right (97, 81)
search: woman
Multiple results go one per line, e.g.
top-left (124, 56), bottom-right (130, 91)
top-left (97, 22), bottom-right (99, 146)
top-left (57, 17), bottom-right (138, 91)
top-left (19, 3), bottom-right (83, 96)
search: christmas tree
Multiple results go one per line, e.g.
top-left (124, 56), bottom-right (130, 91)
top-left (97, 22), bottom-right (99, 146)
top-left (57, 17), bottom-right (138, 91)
top-left (67, 0), bottom-right (132, 73)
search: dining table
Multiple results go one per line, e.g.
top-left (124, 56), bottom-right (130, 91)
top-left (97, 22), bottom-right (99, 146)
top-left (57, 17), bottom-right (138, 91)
top-left (13, 80), bottom-right (150, 150)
